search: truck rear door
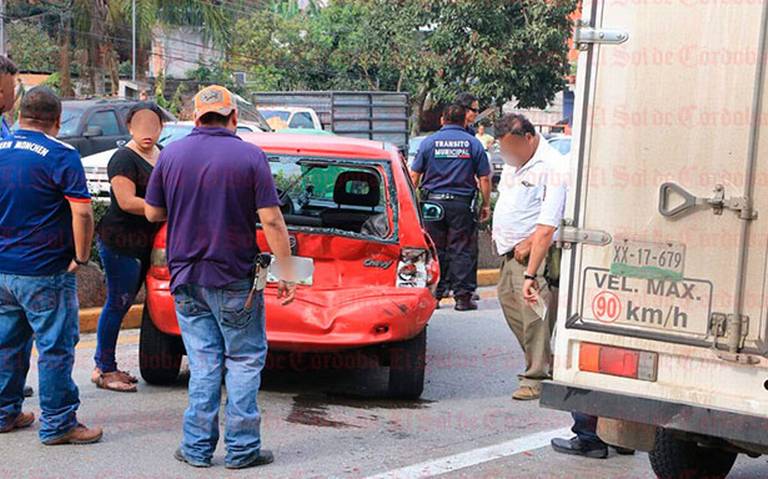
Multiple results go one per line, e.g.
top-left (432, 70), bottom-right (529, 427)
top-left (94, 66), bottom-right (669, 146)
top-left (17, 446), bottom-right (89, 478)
top-left (555, 1), bottom-right (768, 415)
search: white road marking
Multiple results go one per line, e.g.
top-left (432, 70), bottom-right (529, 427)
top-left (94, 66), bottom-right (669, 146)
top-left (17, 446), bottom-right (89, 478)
top-left (363, 427), bottom-right (571, 479)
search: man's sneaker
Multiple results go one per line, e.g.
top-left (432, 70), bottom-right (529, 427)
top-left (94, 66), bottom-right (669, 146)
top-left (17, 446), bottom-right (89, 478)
top-left (174, 448), bottom-right (212, 468)
top-left (42, 423), bottom-right (103, 445)
top-left (225, 450), bottom-right (275, 470)
top-left (511, 385), bottom-right (540, 400)
top-left (551, 436), bottom-right (608, 459)
top-left (454, 296), bottom-right (478, 311)
top-left (0, 411), bottom-right (35, 433)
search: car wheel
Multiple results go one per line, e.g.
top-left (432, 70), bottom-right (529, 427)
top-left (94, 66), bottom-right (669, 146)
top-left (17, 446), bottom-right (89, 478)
top-left (139, 304), bottom-right (183, 385)
top-left (649, 428), bottom-right (737, 479)
top-left (387, 327), bottom-right (426, 399)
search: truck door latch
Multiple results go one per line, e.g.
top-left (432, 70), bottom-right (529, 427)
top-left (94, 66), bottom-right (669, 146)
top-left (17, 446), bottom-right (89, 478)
top-left (708, 312), bottom-right (760, 365)
top-left (659, 183), bottom-right (758, 220)
top-left (557, 219), bottom-right (612, 249)
top-left (574, 23), bottom-right (630, 50)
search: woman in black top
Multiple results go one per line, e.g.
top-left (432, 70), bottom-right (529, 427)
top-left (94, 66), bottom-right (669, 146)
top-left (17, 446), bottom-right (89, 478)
top-left (93, 103), bottom-right (164, 392)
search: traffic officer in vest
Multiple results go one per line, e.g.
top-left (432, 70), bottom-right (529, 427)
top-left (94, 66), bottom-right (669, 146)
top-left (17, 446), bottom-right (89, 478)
top-left (455, 91), bottom-right (481, 299)
top-left (410, 104), bottom-right (491, 311)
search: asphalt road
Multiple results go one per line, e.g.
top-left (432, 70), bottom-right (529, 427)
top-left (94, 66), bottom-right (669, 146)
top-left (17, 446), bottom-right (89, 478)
top-left (3, 290), bottom-right (768, 478)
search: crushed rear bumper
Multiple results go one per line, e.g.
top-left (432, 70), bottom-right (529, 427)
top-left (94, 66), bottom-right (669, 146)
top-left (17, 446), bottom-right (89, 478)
top-left (145, 276), bottom-right (435, 352)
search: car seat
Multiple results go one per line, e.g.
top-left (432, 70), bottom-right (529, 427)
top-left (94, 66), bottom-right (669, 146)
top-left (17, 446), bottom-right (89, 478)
top-left (320, 171), bottom-right (381, 232)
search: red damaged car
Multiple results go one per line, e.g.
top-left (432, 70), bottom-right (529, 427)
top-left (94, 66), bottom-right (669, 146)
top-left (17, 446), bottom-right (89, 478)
top-left (139, 132), bottom-right (439, 398)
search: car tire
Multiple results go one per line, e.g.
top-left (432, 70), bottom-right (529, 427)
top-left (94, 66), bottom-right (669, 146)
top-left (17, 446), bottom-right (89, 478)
top-left (387, 327), bottom-right (426, 399)
top-left (649, 428), bottom-right (737, 479)
top-left (139, 304), bottom-right (183, 385)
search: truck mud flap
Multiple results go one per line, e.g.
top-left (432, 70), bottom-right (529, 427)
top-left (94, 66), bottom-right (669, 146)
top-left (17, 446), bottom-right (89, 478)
top-left (540, 381), bottom-right (768, 447)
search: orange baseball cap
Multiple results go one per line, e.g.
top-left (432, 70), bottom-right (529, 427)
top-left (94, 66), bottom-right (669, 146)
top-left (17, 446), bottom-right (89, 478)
top-left (193, 85), bottom-right (237, 120)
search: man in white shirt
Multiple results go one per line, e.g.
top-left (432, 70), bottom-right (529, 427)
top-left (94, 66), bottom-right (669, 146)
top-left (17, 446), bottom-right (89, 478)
top-left (492, 113), bottom-right (567, 401)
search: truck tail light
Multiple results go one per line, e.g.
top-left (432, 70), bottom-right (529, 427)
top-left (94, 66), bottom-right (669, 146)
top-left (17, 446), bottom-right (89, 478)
top-left (397, 248), bottom-right (431, 288)
top-left (149, 247), bottom-right (170, 280)
top-left (579, 343), bottom-right (658, 382)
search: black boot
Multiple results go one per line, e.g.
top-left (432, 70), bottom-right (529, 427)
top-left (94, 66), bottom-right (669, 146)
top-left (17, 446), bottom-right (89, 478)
top-left (551, 436), bottom-right (608, 459)
top-left (454, 294), bottom-right (478, 311)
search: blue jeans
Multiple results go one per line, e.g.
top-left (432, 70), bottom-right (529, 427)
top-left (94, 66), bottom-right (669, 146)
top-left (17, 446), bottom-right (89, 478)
top-left (174, 279), bottom-right (267, 467)
top-left (94, 240), bottom-right (145, 373)
top-left (0, 272), bottom-right (81, 442)
top-left (572, 412), bottom-right (603, 445)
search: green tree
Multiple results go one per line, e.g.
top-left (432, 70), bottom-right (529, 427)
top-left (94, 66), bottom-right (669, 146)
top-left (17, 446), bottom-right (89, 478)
top-left (6, 22), bottom-right (58, 73)
top-left (230, 0), bottom-right (577, 133)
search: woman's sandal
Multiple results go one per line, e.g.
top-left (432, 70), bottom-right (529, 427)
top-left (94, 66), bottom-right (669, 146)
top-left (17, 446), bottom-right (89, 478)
top-left (91, 368), bottom-right (137, 393)
top-left (116, 370), bottom-right (139, 384)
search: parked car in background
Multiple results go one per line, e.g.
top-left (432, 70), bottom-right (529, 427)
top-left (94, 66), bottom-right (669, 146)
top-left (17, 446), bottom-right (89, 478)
top-left (407, 135), bottom-right (427, 167)
top-left (83, 120), bottom-right (268, 196)
top-left (259, 106), bottom-right (323, 131)
top-left (547, 135), bottom-right (572, 155)
top-left (53, 99), bottom-right (176, 157)
top-left (140, 132), bottom-right (439, 398)
top-left (277, 127), bottom-right (335, 136)
top-left (487, 141), bottom-right (504, 187)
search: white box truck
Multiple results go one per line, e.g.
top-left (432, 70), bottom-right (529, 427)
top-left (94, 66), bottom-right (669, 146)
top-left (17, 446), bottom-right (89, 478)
top-left (540, 2), bottom-right (768, 478)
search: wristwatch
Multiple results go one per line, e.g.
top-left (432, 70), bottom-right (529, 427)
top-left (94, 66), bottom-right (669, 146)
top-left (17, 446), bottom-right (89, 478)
top-left (523, 272), bottom-right (537, 281)
top-left (74, 257), bottom-right (89, 266)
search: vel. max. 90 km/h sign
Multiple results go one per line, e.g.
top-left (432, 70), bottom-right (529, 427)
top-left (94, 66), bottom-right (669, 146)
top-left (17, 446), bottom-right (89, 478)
top-left (580, 267), bottom-right (713, 339)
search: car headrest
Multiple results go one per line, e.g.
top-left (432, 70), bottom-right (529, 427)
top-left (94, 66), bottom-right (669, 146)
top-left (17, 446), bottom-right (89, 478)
top-left (333, 171), bottom-right (380, 207)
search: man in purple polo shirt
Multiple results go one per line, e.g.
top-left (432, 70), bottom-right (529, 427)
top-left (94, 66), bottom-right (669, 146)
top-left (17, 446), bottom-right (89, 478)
top-left (145, 85), bottom-right (295, 470)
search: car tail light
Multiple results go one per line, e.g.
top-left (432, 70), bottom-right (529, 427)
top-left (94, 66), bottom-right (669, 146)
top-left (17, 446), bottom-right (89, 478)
top-left (149, 247), bottom-right (170, 280)
top-left (578, 342), bottom-right (658, 381)
top-left (397, 248), bottom-right (430, 288)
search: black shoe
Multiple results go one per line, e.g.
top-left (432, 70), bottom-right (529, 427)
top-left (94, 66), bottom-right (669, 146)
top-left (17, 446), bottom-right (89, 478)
top-left (612, 445), bottom-right (635, 455)
top-left (23, 386), bottom-right (33, 398)
top-left (551, 436), bottom-right (608, 459)
top-left (454, 296), bottom-right (478, 311)
top-left (174, 448), bottom-right (212, 468)
top-left (226, 450), bottom-right (275, 470)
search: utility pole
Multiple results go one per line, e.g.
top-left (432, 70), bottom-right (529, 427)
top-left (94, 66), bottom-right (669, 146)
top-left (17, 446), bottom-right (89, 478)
top-left (131, 0), bottom-right (136, 81)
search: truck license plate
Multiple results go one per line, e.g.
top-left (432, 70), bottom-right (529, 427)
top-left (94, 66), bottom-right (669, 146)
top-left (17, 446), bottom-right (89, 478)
top-left (610, 237), bottom-right (686, 280)
top-left (580, 268), bottom-right (712, 338)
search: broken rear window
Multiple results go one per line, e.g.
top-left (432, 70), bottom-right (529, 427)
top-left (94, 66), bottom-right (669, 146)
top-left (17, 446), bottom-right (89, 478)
top-left (267, 156), bottom-right (394, 240)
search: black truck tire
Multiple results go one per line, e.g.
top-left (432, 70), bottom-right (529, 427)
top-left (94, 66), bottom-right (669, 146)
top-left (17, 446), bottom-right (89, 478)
top-left (387, 327), bottom-right (427, 399)
top-left (139, 304), bottom-right (183, 385)
top-left (649, 428), bottom-right (737, 479)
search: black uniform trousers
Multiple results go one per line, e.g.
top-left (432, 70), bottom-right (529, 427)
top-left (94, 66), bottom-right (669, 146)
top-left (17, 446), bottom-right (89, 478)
top-left (424, 197), bottom-right (477, 299)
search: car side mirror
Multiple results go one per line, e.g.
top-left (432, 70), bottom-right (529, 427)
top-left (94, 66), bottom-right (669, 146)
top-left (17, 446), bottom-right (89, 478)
top-left (421, 202), bottom-right (444, 221)
top-left (83, 125), bottom-right (103, 138)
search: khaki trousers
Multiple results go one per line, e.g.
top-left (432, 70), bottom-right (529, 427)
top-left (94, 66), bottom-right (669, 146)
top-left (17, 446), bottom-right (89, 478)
top-left (497, 255), bottom-right (556, 390)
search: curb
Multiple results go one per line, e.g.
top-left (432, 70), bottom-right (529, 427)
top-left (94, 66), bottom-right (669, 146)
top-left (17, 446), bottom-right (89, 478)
top-left (79, 304), bottom-right (143, 334)
top-left (477, 269), bottom-right (500, 287)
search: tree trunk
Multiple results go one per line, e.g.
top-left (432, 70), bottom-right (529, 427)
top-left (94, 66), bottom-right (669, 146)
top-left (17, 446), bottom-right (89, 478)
top-left (105, 44), bottom-right (119, 96)
top-left (90, 0), bottom-right (107, 96)
top-left (59, 24), bottom-right (74, 97)
top-left (410, 84), bottom-right (430, 136)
